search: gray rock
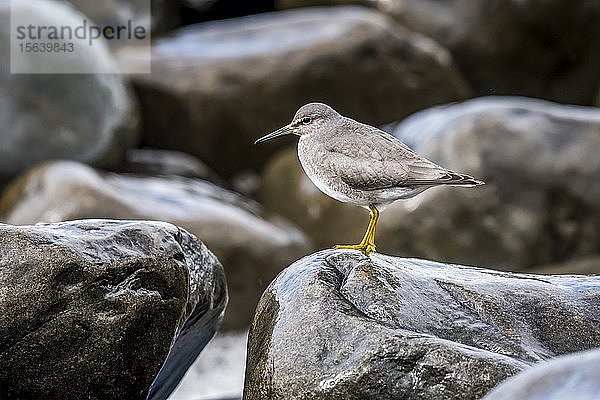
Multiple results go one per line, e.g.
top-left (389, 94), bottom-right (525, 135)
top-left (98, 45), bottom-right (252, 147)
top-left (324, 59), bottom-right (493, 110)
top-left (0, 160), bottom-right (310, 329)
top-left (483, 348), bottom-right (600, 400)
top-left (0, 1), bottom-right (140, 184)
top-left (0, 219), bottom-right (227, 400)
top-left (276, 1), bottom-right (600, 105)
top-left (376, 0), bottom-right (600, 105)
top-left (118, 6), bottom-right (469, 177)
top-left (243, 250), bottom-right (600, 400)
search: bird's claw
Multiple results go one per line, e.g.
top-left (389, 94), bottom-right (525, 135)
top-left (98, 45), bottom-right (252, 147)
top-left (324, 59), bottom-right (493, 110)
top-left (333, 243), bottom-right (376, 255)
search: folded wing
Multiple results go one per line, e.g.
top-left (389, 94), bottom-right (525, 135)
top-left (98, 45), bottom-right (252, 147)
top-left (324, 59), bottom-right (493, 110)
top-left (327, 125), bottom-right (483, 191)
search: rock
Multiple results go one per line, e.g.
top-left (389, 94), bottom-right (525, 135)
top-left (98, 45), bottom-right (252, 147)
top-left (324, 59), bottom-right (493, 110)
top-left (376, 0), bottom-right (600, 105)
top-left (0, 219), bottom-right (227, 400)
top-left (65, 0), bottom-right (180, 34)
top-left (260, 97), bottom-right (600, 270)
top-left (276, 1), bottom-right (600, 104)
top-left (0, 1), bottom-right (140, 184)
top-left (483, 348), bottom-right (600, 400)
top-left (118, 6), bottom-right (469, 177)
top-left (244, 250), bottom-right (600, 400)
top-left (0, 161), bottom-right (310, 329)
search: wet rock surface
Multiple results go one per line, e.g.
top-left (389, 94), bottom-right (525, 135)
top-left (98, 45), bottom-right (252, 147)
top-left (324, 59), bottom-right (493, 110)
top-left (483, 348), bottom-right (600, 400)
top-left (0, 219), bottom-right (227, 400)
top-left (0, 1), bottom-right (139, 184)
top-left (0, 161), bottom-right (310, 329)
top-left (119, 6), bottom-right (469, 177)
top-left (244, 250), bottom-right (600, 400)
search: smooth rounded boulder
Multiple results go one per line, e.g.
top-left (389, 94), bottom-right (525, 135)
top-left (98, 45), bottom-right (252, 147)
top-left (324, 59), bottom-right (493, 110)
top-left (0, 0), bottom-right (139, 184)
top-left (0, 220), bottom-right (227, 400)
top-left (244, 250), bottom-right (600, 399)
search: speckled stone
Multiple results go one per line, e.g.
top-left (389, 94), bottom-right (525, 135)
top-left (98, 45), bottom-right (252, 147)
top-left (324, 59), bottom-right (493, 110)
top-left (0, 220), bottom-right (227, 400)
top-left (244, 250), bottom-right (600, 400)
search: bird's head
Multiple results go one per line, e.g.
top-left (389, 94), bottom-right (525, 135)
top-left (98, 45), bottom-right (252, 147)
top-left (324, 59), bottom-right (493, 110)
top-left (254, 102), bottom-right (341, 144)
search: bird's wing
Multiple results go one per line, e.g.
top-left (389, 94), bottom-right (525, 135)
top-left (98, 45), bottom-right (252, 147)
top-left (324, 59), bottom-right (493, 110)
top-left (327, 123), bottom-right (475, 191)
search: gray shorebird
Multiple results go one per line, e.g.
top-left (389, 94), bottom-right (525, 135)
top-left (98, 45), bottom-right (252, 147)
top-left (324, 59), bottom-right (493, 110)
top-left (255, 103), bottom-right (483, 255)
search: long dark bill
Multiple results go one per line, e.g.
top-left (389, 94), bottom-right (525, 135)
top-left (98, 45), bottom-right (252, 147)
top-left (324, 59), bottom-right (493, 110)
top-left (254, 124), bottom-right (293, 144)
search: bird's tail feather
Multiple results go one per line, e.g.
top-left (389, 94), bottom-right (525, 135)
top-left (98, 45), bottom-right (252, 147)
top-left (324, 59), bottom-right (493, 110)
top-left (406, 172), bottom-right (484, 187)
top-left (446, 172), bottom-right (484, 187)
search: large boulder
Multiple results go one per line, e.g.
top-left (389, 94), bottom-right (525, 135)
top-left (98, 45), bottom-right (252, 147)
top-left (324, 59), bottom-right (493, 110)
top-left (0, 160), bottom-right (310, 329)
top-left (0, 219), bottom-right (227, 400)
top-left (277, 0), bottom-right (600, 105)
top-left (380, 0), bottom-right (600, 104)
top-left (244, 250), bottom-right (600, 400)
top-left (483, 348), bottom-right (600, 400)
top-left (260, 97), bottom-right (600, 271)
top-left (0, 0), bottom-right (139, 184)
top-left (118, 6), bottom-right (469, 177)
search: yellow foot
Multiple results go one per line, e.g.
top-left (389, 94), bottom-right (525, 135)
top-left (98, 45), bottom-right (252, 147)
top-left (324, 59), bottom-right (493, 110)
top-left (333, 243), bottom-right (376, 255)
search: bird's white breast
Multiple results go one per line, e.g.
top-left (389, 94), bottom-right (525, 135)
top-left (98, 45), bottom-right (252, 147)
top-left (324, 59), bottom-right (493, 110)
top-left (297, 136), bottom-right (354, 204)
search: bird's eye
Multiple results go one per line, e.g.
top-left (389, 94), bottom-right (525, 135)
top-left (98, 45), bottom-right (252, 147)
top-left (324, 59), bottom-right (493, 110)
top-left (301, 117), bottom-right (312, 125)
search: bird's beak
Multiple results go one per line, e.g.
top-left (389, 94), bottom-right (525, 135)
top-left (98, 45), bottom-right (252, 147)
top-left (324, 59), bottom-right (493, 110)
top-left (254, 124), bottom-right (293, 144)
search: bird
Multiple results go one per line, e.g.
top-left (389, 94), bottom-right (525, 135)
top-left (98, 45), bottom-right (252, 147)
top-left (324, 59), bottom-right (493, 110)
top-left (255, 102), bottom-right (484, 255)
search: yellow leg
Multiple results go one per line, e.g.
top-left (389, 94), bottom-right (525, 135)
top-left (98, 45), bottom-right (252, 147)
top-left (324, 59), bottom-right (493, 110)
top-left (334, 205), bottom-right (379, 255)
